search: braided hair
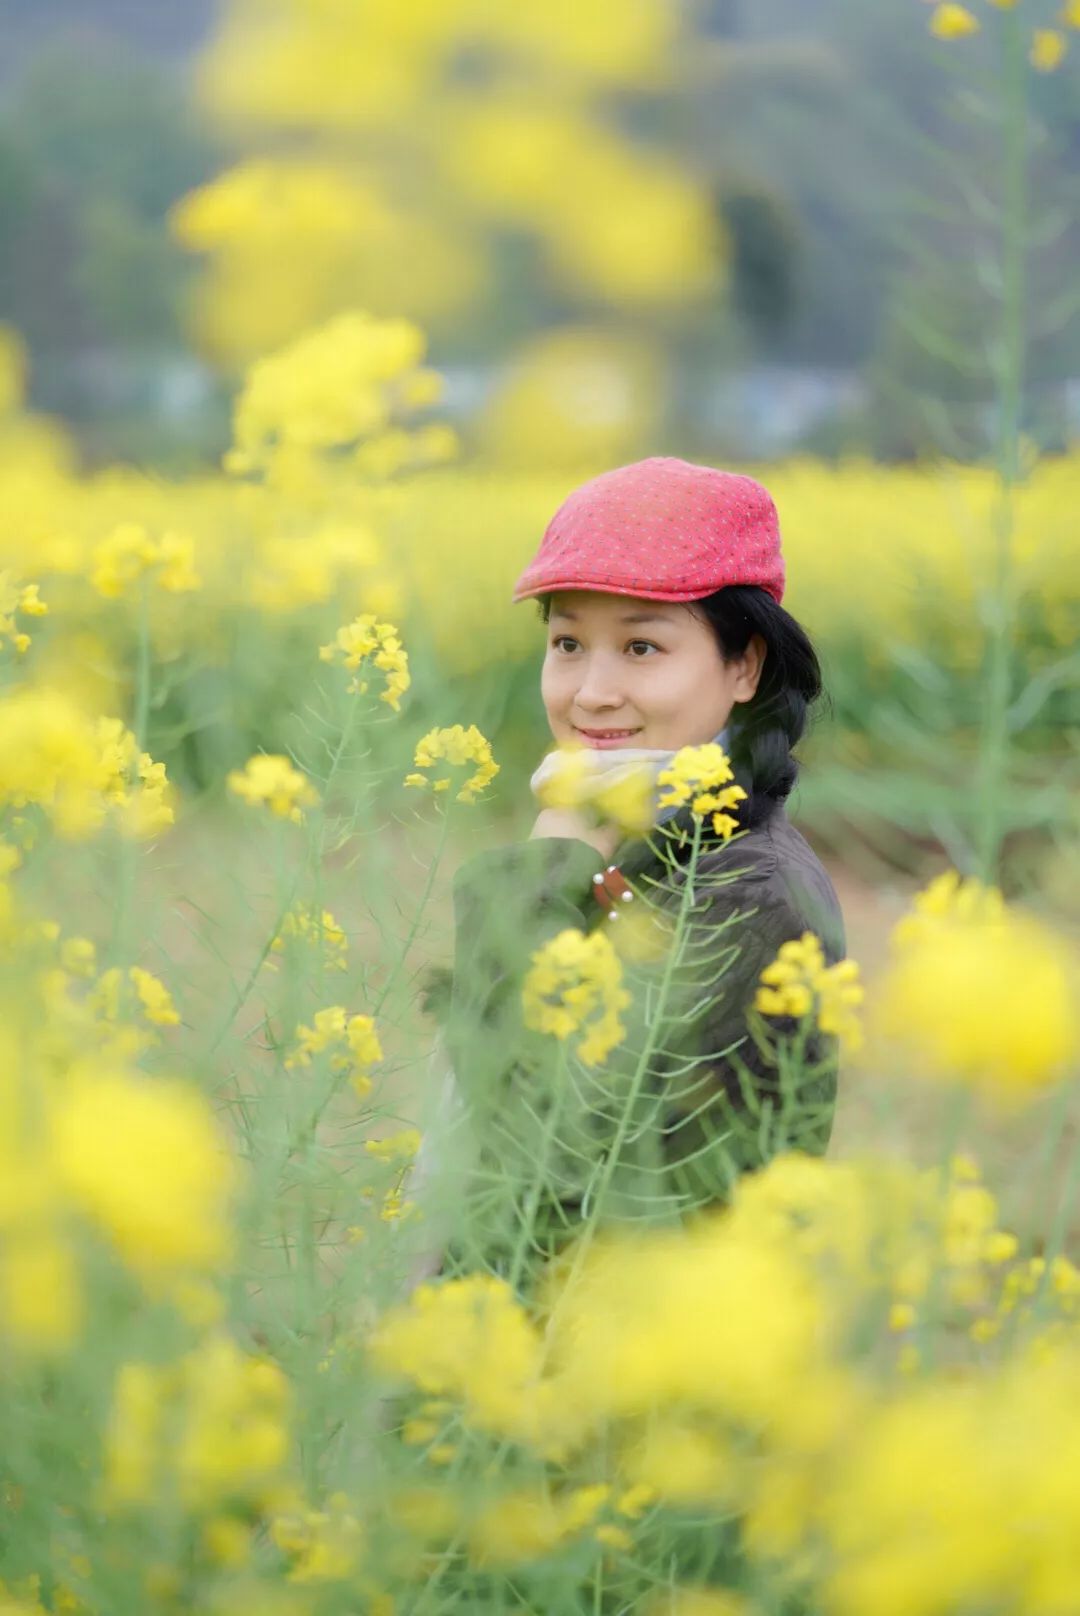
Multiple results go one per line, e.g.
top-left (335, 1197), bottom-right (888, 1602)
top-left (690, 585), bottom-right (827, 831)
top-left (536, 586), bottom-right (828, 835)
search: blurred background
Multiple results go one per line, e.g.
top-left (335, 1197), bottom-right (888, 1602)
top-left (4, 0), bottom-right (1079, 471)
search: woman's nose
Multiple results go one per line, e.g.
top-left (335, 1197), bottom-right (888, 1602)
top-left (573, 657), bottom-right (625, 704)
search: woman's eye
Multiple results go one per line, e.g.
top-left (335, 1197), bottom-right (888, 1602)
top-left (551, 637), bottom-right (658, 657)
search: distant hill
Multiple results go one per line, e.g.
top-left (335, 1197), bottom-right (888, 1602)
top-left (0, 0), bottom-right (219, 88)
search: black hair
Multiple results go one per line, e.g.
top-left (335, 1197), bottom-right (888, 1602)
top-left (536, 586), bottom-right (830, 835)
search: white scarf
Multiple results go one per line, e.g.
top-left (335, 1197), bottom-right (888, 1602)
top-left (529, 726), bottom-right (732, 829)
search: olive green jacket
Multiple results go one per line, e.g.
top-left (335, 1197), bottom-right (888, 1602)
top-left (419, 803), bottom-right (845, 1272)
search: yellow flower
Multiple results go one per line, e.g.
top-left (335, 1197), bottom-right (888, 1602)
top-left (404, 724), bottom-right (499, 804)
top-left (224, 308), bottom-right (439, 477)
top-left (272, 1492), bottom-right (364, 1583)
top-left (91, 524), bottom-right (201, 598)
top-left (284, 1006), bottom-right (382, 1092)
top-left (870, 871), bottom-right (1080, 1100)
top-left (655, 743), bottom-right (747, 840)
top-left (284, 1005), bottom-right (347, 1069)
top-left (269, 906), bottom-right (348, 971)
top-left (51, 1070), bottom-right (238, 1278)
top-left (104, 1335), bottom-right (290, 1513)
top-left (95, 718), bottom-right (176, 839)
top-left (0, 689), bottom-right (173, 840)
top-left (370, 1274), bottom-right (552, 1448)
top-left (0, 574), bottom-right (47, 655)
top-left (929, 4), bottom-right (980, 38)
top-left (227, 753), bottom-right (320, 822)
top-left (319, 614), bottom-right (411, 710)
top-left (1031, 27), bottom-right (1067, 69)
top-left (522, 926), bottom-right (633, 1066)
top-left (754, 932), bottom-right (865, 1055)
top-left (86, 965), bottom-right (180, 1055)
top-left (1063, 0), bottom-right (1080, 27)
top-left (364, 1127), bottom-right (421, 1164)
top-left (0, 1229), bottom-right (82, 1352)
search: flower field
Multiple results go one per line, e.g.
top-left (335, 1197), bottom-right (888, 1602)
top-left (4, 0), bottom-right (1080, 1609)
top-left (1, 296), bottom-right (1080, 1614)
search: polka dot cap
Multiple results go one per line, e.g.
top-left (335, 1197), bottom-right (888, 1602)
top-left (511, 456), bottom-right (785, 606)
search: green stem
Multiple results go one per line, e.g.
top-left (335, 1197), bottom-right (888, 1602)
top-left (543, 817), bottom-right (707, 1333)
top-left (370, 803), bottom-right (452, 1018)
top-left (974, 10), bottom-right (1027, 885)
top-left (506, 1044), bottom-right (570, 1296)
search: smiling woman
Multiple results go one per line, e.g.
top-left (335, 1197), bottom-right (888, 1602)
top-left (540, 590), bottom-right (766, 754)
top-left (419, 457), bottom-right (848, 1287)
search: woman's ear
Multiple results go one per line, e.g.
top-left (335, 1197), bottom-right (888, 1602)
top-left (733, 633), bottom-right (768, 701)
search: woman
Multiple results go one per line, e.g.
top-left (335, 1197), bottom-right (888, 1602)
top-left (417, 457), bottom-right (846, 1286)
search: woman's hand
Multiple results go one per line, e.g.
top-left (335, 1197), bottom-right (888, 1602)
top-left (529, 807), bottom-right (623, 862)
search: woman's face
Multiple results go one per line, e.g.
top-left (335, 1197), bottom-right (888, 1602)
top-left (541, 590), bottom-right (766, 751)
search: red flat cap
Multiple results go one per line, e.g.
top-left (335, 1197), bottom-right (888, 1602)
top-left (511, 456), bottom-right (785, 606)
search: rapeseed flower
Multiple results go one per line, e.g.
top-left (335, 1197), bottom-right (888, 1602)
top-left (284, 1006), bottom-right (382, 1096)
top-left (319, 613), bottom-right (411, 709)
top-left (929, 3), bottom-right (980, 38)
top-left (51, 1069), bottom-right (238, 1278)
top-left (224, 309), bottom-right (437, 477)
top-left (1031, 27), bottom-right (1067, 68)
top-left (754, 931), bottom-right (865, 1055)
top-left (403, 724), bottom-right (499, 804)
top-left (0, 573), bottom-right (47, 654)
top-left (655, 743), bottom-right (747, 840)
top-left (104, 1334), bottom-right (291, 1513)
top-left (269, 905), bottom-right (348, 971)
top-left (369, 1274), bottom-right (562, 1452)
top-left (95, 717), bottom-right (176, 838)
top-left (90, 523), bottom-right (201, 598)
top-left (521, 926), bottom-right (632, 1066)
top-left (0, 1228), bottom-right (81, 1352)
top-left (0, 689), bottom-right (173, 839)
top-left (86, 965), bottom-right (181, 1058)
top-left (870, 870), bottom-right (1080, 1101)
top-left (271, 1491), bottom-right (364, 1583)
top-left (227, 753), bottom-right (320, 822)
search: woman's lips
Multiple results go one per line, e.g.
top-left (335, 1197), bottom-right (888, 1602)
top-left (574, 727), bottom-right (643, 749)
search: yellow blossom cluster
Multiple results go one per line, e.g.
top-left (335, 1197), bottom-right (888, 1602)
top-left (370, 1147), bottom-right (1080, 1595)
top-left (104, 1333), bottom-right (291, 1515)
top-left (655, 743), bottom-right (748, 840)
top-left (271, 1490), bottom-right (364, 1584)
top-left (284, 1005), bottom-right (383, 1098)
top-left (404, 724), bottom-right (500, 804)
top-left (927, 0), bottom-right (1077, 70)
top-left (0, 572), bottom-right (47, 654)
top-left (319, 613), bottom-right (411, 710)
top-left (521, 926), bottom-right (633, 1067)
top-left (0, 689), bottom-right (174, 840)
top-left (227, 753), bottom-right (320, 822)
top-left (174, 3), bottom-right (717, 365)
top-left (869, 869), bottom-right (1080, 1101)
top-left (269, 904), bottom-right (349, 972)
top-left (90, 523), bottom-right (202, 599)
top-left (754, 931), bottom-right (865, 1055)
top-left (1, 1041), bottom-right (237, 1351)
top-left (223, 309), bottom-right (450, 482)
top-left (40, 948), bottom-right (182, 1062)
